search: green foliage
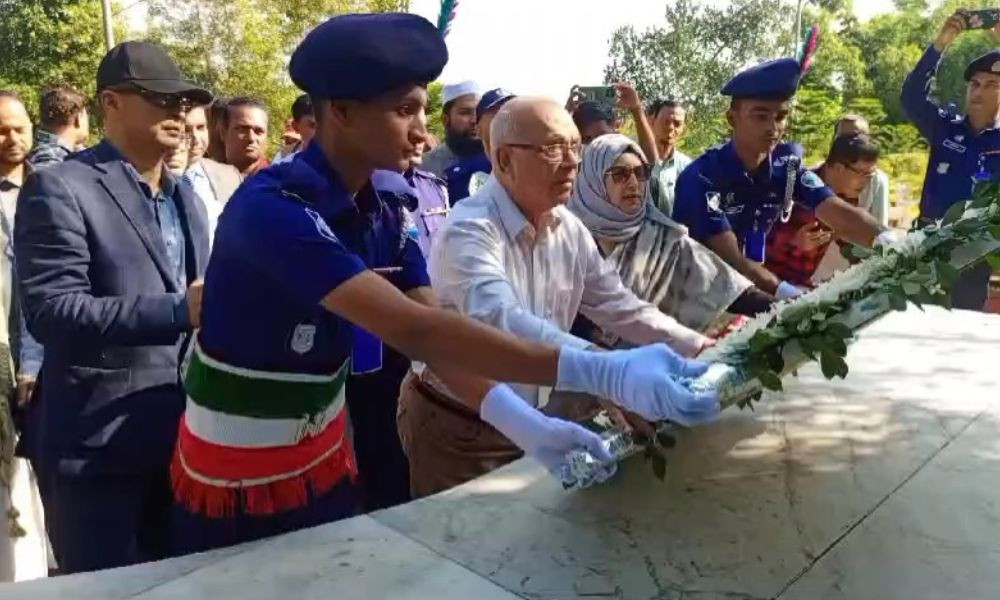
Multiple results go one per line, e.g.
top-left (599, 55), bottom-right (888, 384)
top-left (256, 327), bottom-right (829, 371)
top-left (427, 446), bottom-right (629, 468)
top-left (787, 87), bottom-right (847, 164)
top-left (604, 0), bottom-right (792, 155)
top-left (735, 179), bottom-right (1000, 409)
top-left (880, 151), bottom-right (928, 206)
top-left (426, 81), bottom-right (445, 142)
top-left (0, 0), bottom-right (126, 118)
top-left (605, 0), bottom-right (994, 168)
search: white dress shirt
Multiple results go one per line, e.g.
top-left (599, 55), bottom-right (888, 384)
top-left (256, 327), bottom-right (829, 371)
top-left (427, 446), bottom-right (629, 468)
top-left (429, 176), bottom-right (705, 406)
top-left (184, 160), bottom-right (224, 247)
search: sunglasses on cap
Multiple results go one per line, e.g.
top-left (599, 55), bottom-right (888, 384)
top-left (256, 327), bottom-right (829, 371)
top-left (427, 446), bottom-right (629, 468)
top-left (604, 164), bottom-right (651, 184)
top-left (108, 85), bottom-right (194, 112)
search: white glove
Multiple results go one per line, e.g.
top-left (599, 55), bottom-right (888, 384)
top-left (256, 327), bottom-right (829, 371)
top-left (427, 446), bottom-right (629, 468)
top-left (776, 280), bottom-right (805, 300)
top-left (555, 344), bottom-right (720, 425)
top-left (874, 229), bottom-right (900, 249)
top-left (480, 384), bottom-right (615, 482)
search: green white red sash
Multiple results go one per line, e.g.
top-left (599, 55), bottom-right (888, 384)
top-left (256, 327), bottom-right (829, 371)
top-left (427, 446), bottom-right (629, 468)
top-left (170, 341), bottom-right (356, 517)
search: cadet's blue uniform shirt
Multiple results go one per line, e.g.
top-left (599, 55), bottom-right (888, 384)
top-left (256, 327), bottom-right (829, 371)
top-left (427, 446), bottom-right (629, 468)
top-left (199, 142), bottom-right (429, 375)
top-left (902, 45), bottom-right (1000, 220)
top-left (672, 141), bottom-right (834, 262)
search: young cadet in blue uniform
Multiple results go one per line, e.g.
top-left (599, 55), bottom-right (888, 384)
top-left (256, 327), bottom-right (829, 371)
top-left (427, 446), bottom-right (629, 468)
top-left (673, 58), bottom-right (897, 300)
top-left (169, 12), bottom-right (721, 554)
top-left (901, 11), bottom-right (1000, 310)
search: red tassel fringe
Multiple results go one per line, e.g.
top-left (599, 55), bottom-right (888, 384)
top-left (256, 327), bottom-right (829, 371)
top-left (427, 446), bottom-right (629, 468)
top-left (170, 444), bottom-right (358, 518)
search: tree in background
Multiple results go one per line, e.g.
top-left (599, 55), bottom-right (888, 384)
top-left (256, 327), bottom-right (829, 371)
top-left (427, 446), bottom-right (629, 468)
top-left (0, 0), bottom-right (126, 117)
top-left (604, 0), bottom-right (792, 152)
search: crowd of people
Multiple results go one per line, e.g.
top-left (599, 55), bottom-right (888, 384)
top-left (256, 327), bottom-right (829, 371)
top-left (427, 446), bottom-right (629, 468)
top-left (0, 8), bottom-right (996, 582)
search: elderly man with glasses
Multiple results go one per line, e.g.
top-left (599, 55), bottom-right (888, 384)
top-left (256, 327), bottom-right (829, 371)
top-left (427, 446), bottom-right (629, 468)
top-left (14, 41), bottom-right (210, 573)
top-left (397, 97), bottom-right (715, 498)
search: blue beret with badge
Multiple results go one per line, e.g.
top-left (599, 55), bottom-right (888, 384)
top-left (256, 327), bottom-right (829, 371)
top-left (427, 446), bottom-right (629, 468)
top-left (964, 50), bottom-right (1000, 81)
top-left (721, 58), bottom-right (803, 100)
top-left (476, 88), bottom-right (516, 121)
top-left (289, 13), bottom-right (448, 100)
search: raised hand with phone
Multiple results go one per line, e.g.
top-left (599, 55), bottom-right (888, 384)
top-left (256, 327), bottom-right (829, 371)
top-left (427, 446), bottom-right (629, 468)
top-left (935, 8), bottom-right (1000, 51)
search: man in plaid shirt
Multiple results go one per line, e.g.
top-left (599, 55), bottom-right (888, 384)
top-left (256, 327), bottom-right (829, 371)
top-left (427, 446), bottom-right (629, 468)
top-left (766, 133), bottom-right (882, 287)
top-left (26, 84), bottom-right (89, 169)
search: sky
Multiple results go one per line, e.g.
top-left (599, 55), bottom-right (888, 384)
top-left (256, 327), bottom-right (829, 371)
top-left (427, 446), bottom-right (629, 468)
top-left (408, 0), bottom-right (900, 102)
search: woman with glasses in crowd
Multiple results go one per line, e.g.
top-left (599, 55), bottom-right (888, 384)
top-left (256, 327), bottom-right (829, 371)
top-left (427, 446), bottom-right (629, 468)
top-left (567, 134), bottom-right (776, 346)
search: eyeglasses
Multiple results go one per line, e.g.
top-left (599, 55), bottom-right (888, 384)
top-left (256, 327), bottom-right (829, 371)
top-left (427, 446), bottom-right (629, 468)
top-left (506, 141), bottom-right (582, 163)
top-left (110, 85), bottom-right (193, 112)
top-left (844, 163), bottom-right (877, 179)
top-left (604, 164), bottom-right (651, 184)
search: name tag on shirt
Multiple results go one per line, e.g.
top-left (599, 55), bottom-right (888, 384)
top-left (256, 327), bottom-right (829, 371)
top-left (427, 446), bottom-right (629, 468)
top-left (942, 139), bottom-right (966, 154)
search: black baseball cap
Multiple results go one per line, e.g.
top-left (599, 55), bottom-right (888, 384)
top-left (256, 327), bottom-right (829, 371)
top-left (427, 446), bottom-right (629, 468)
top-left (97, 41), bottom-right (213, 105)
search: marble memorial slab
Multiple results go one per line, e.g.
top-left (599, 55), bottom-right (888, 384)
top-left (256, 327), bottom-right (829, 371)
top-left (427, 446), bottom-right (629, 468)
top-left (375, 308), bottom-right (1000, 599)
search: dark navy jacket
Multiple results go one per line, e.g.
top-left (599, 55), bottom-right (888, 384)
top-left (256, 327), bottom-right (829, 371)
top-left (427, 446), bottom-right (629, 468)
top-left (14, 140), bottom-right (209, 475)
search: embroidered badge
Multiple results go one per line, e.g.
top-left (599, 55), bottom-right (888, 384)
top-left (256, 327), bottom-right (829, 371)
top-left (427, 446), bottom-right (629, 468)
top-left (291, 323), bottom-right (317, 355)
top-left (800, 171), bottom-right (825, 189)
top-left (305, 208), bottom-right (339, 243)
top-left (401, 209), bottom-right (419, 242)
top-left (937, 162), bottom-right (950, 174)
top-left (706, 192), bottom-right (722, 213)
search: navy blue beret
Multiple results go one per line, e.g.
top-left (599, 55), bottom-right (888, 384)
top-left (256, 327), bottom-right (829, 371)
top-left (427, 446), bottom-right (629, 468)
top-left (721, 58), bottom-right (802, 100)
top-left (290, 13), bottom-right (448, 100)
top-left (965, 50), bottom-right (1000, 81)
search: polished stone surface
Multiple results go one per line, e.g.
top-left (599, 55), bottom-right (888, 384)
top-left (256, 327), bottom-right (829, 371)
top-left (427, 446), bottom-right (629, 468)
top-left (1, 307), bottom-right (997, 600)
top-left (375, 308), bottom-right (1000, 600)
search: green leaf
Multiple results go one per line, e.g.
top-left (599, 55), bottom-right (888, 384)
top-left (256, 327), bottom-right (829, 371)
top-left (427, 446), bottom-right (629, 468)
top-left (757, 369), bottom-right (783, 391)
top-left (888, 292), bottom-right (908, 311)
top-left (941, 201), bottom-right (968, 225)
top-left (820, 350), bottom-right (849, 380)
top-left (824, 334), bottom-right (848, 356)
top-left (901, 281), bottom-right (922, 296)
top-left (825, 322), bottom-right (852, 339)
top-left (936, 260), bottom-right (960, 286)
top-left (765, 348), bottom-right (785, 373)
top-left (748, 330), bottom-right (778, 353)
top-left (986, 253), bottom-right (1000, 271)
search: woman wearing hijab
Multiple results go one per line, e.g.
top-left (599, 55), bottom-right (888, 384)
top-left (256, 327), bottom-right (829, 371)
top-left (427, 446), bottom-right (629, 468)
top-left (567, 134), bottom-right (775, 344)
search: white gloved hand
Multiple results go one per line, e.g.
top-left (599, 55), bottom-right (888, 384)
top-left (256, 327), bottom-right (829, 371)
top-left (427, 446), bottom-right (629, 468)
top-left (874, 229), bottom-right (901, 249)
top-left (776, 280), bottom-right (805, 300)
top-left (480, 384), bottom-right (615, 483)
top-left (555, 344), bottom-right (720, 425)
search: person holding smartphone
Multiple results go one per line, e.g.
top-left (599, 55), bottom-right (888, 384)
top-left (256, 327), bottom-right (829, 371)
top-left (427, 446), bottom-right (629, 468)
top-left (901, 9), bottom-right (1000, 310)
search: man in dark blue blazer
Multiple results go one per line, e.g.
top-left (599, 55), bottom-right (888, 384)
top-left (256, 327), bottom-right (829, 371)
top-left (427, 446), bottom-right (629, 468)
top-left (14, 41), bottom-right (212, 573)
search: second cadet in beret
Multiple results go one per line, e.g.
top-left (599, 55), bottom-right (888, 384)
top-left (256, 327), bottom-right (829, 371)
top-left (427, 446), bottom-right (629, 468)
top-left (720, 57), bottom-right (803, 100)
top-left (289, 12), bottom-right (448, 100)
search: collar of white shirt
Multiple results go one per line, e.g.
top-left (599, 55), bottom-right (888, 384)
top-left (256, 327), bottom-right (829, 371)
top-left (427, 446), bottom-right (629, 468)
top-left (485, 176), bottom-right (563, 244)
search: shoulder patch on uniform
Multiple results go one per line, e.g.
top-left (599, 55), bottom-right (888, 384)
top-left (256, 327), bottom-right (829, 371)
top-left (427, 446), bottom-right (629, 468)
top-left (304, 208), bottom-right (339, 243)
top-left (800, 171), bottom-right (825, 189)
top-left (706, 192), bottom-right (723, 213)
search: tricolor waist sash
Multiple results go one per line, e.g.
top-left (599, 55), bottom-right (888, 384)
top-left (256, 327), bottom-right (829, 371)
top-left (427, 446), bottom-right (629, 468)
top-left (171, 342), bottom-right (356, 517)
